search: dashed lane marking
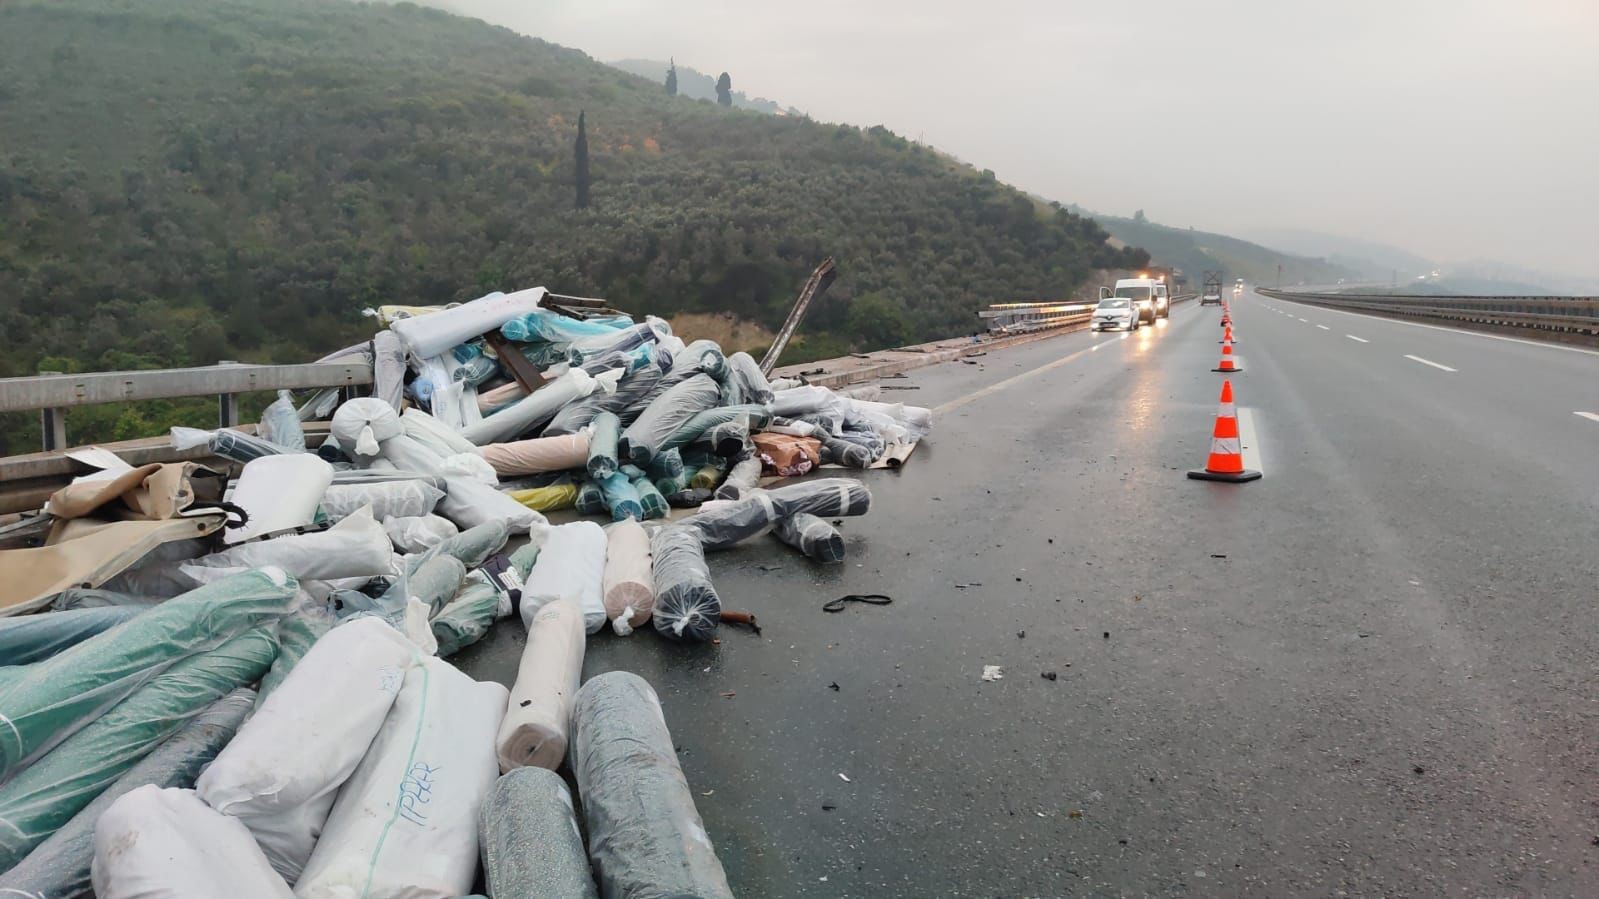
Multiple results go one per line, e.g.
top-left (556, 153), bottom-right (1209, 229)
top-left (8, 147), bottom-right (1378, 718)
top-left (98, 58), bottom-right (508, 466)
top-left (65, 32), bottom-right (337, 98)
top-left (1316, 324), bottom-right (1330, 330)
top-left (1346, 335), bottom-right (1369, 343)
top-left (1404, 354), bottom-right (1457, 372)
top-left (1575, 412), bottom-right (1599, 424)
top-left (1274, 300), bottom-right (1599, 358)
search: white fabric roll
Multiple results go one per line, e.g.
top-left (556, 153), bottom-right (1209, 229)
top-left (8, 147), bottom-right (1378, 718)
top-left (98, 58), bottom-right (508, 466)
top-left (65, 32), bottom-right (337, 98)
top-left (602, 519), bottom-right (654, 636)
top-left (496, 598), bottom-right (585, 772)
top-left (225, 455), bottom-right (333, 545)
top-left (92, 786), bottom-right (294, 899)
top-left (390, 287), bottom-right (546, 359)
top-left (520, 521), bottom-right (608, 633)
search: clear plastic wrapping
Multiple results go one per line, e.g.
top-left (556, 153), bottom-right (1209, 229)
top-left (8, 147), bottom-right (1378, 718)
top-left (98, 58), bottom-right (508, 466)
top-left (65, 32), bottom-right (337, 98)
top-left (0, 606), bottom-right (145, 667)
top-left (478, 767), bottom-right (598, 899)
top-left (481, 432), bottom-right (590, 477)
top-left (321, 479), bottom-right (444, 523)
top-left (169, 427), bottom-right (285, 464)
top-left (586, 411), bottom-right (621, 479)
top-left (224, 454), bottom-right (333, 545)
top-left (391, 288), bottom-right (545, 359)
top-left (519, 522), bottom-right (607, 633)
top-left (0, 630), bottom-right (278, 872)
top-left (659, 404), bottom-right (772, 455)
top-left (330, 397), bottom-right (404, 460)
top-left (649, 526), bottom-right (721, 642)
top-left (431, 572), bottom-right (506, 659)
top-left (400, 407), bottom-right (481, 459)
top-left (598, 472), bottom-right (643, 522)
top-left (634, 476), bottom-right (668, 520)
top-left (726, 351), bottom-right (775, 404)
top-left (602, 519), bottom-right (655, 636)
top-left (685, 478), bottom-right (872, 551)
top-left (257, 390), bottom-right (306, 453)
top-left (571, 672), bottom-right (734, 898)
top-left (0, 568), bottom-right (296, 782)
top-left (713, 456), bottom-right (764, 501)
top-left (496, 598), bottom-right (585, 772)
top-left (462, 368), bottom-right (605, 446)
top-left (575, 480), bottom-right (606, 516)
top-left (500, 308), bottom-right (631, 344)
top-left (371, 330), bottom-right (407, 412)
top-left (619, 374), bottom-right (723, 466)
top-left (773, 512), bottom-right (846, 563)
top-left (382, 514), bottom-right (459, 553)
top-left (544, 361), bottom-right (665, 435)
top-left (91, 785), bottom-right (295, 899)
top-left (0, 689), bottom-right (253, 899)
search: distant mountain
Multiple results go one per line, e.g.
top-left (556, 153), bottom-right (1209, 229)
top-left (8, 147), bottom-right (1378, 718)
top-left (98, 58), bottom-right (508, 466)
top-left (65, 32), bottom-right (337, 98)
top-left (1243, 228), bottom-right (1434, 281)
top-left (1069, 208), bottom-right (1363, 287)
top-left (608, 59), bottom-right (798, 116)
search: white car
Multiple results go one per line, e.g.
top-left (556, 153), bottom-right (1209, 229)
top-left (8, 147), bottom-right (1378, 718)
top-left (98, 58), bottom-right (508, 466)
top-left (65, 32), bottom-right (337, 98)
top-left (1092, 297), bottom-right (1139, 331)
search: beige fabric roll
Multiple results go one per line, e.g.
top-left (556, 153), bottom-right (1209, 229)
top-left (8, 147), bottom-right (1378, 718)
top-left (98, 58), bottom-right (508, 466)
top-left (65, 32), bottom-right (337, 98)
top-left (496, 597), bottom-right (586, 772)
top-left (481, 433), bottom-right (591, 477)
top-left (602, 519), bottom-right (655, 636)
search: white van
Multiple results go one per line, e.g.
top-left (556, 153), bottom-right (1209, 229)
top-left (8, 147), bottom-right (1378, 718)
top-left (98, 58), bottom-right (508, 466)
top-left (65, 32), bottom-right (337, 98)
top-left (1106, 277), bottom-right (1166, 324)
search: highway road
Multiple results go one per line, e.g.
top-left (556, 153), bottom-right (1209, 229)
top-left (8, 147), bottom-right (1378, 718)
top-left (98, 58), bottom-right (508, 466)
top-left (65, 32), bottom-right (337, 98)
top-left (461, 293), bottom-right (1599, 896)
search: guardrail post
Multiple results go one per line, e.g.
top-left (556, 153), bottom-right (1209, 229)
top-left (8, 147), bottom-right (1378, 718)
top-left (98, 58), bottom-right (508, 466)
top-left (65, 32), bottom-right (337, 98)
top-left (36, 370), bottom-right (67, 451)
top-left (216, 360), bottom-right (240, 428)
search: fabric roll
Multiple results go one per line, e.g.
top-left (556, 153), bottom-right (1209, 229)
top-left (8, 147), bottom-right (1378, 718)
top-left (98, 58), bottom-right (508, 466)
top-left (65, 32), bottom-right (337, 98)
top-left (496, 598), bottom-right (585, 772)
top-left (478, 767), bottom-right (598, 899)
top-left (602, 520), bottom-right (654, 636)
top-left (650, 526), bottom-right (721, 642)
top-left (481, 432), bottom-right (591, 477)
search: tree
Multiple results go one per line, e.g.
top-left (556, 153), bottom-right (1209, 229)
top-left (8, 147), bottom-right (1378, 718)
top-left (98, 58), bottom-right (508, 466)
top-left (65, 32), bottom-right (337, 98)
top-left (665, 58), bottom-right (677, 96)
top-left (845, 292), bottom-right (911, 351)
top-left (1133, 209), bottom-right (1147, 223)
top-left (574, 110), bottom-right (590, 209)
top-left (715, 72), bottom-right (732, 107)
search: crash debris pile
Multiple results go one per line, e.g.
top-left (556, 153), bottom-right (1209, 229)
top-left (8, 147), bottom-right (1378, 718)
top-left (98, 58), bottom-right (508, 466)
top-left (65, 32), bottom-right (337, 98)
top-left (0, 285), bottom-right (933, 895)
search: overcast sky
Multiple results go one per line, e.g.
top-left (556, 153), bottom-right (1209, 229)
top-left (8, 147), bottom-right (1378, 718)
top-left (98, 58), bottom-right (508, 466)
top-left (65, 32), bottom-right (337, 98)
top-left (441, 0), bottom-right (1598, 279)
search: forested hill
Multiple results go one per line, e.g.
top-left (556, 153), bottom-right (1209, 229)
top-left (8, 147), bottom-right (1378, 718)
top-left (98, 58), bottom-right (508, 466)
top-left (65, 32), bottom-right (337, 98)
top-left (0, 0), bottom-right (1147, 382)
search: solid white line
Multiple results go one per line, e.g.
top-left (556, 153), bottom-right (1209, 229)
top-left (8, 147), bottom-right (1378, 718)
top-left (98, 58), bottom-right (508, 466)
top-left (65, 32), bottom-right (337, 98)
top-left (1316, 324), bottom-right (1330, 330)
top-left (1346, 335), bottom-right (1369, 343)
top-left (1575, 412), bottom-right (1599, 423)
top-left (1237, 407), bottom-right (1263, 474)
top-left (1404, 354), bottom-right (1457, 372)
top-left (935, 342), bottom-right (1099, 414)
top-left (1274, 299), bottom-right (1599, 358)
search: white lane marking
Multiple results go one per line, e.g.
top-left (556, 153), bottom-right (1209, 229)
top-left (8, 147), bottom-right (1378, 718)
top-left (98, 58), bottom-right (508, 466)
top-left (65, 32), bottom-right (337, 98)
top-left (1316, 324), bottom-right (1330, 330)
top-left (1346, 335), bottom-right (1369, 343)
top-left (1404, 354), bottom-right (1457, 372)
top-left (1575, 412), bottom-right (1599, 423)
top-left (1237, 407), bottom-right (1264, 474)
top-left (1297, 317), bottom-right (1308, 322)
top-left (1274, 300), bottom-right (1599, 358)
top-left (935, 342), bottom-right (1099, 413)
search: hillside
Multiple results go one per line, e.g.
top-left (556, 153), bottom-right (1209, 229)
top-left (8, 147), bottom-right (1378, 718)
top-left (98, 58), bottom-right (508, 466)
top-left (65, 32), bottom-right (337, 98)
top-left (608, 59), bottom-right (797, 116)
top-left (1075, 209), bottom-right (1361, 287)
top-left (0, 0), bottom-right (1146, 393)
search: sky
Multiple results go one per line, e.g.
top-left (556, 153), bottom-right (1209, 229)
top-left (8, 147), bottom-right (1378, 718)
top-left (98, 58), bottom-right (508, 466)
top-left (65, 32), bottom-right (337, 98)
top-left (439, 0), bottom-right (1599, 280)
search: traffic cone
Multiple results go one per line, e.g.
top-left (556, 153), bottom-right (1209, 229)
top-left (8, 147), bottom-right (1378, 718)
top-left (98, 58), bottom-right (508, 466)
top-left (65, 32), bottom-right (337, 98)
top-left (1212, 338), bottom-right (1241, 372)
top-left (1219, 323), bottom-right (1237, 344)
top-left (1188, 380), bottom-right (1261, 483)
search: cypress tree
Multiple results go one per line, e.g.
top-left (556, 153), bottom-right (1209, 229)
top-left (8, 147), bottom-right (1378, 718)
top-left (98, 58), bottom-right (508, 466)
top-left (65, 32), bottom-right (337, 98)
top-left (665, 58), bottom-right (677, 96)
top-left (715, 72), bottom-right (732, 107)
top-left (575, 110), bottom-right (590, 209)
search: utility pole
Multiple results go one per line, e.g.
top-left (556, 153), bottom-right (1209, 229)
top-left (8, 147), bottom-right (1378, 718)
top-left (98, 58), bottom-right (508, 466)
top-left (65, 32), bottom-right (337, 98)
top-left (1276, 264), bottom-right (1282, 289)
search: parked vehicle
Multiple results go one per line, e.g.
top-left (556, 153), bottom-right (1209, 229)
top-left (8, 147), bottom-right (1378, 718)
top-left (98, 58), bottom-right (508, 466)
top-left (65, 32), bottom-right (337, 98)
top-left (1091, 295), bottom-right (1139, 331)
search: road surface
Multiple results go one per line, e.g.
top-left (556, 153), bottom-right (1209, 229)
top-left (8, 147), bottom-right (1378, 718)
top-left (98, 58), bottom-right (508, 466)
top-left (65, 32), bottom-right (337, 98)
top-left (460, 292), bottom-right (1599, 896)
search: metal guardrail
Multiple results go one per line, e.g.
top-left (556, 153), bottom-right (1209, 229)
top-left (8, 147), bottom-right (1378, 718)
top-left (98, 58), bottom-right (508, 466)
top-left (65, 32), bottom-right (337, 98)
top-left (0, 361), bottom-right (373, 451)
top-left (1256, 288), bottom-right (1599, 340)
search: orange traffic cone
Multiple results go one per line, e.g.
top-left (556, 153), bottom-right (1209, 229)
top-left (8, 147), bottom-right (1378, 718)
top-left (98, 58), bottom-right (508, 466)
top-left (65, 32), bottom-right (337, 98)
top-left (1188, 380), bottom-right (1260, 482)
top-left (1219, 323), bottom-right (1237, 344)
top-left (1212, 338), bottom-right (1241, 372)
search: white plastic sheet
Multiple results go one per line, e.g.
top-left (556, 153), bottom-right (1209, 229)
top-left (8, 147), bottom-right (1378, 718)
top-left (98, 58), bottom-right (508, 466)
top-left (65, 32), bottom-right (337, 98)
top-left (602, 519), bottom-right (654, 636)
top-left (495, 598), bottom-right (585, 772)
top-left (461, 368), bottom-right (609, 446)
top-left (401, 408), bottom-right (480, 459)
top-left (519, 521), bottom-right (607, 633)
top-left (181, 508), bottom-right (394, 584)
top-left (295, 657), bottom-right (507, 899)
top-left (225, 455), bottom-right (333, 545)
top-left (321, 479), bottom-right (444, 523)
top-left (382, 514), bottom-right (459, 553)
top-left (91, 786), bottom-right (294, 899)
top-left (390, 288), bottom-right (546, 359)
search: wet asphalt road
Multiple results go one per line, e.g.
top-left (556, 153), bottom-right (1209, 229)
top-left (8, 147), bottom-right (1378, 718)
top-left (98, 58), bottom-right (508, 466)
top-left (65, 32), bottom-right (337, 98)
top-left (460, 293), bottom-right (1599, 897)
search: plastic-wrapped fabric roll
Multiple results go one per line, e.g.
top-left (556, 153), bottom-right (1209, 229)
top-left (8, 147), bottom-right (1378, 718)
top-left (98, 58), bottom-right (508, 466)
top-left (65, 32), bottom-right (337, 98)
top-left (618, 462), bottom-right (646, 481)
top-left (0, 689), bottom-right (253, 899)
top-left (713, 456), bottom-right (764, 501)
top-left (597, 471), bottom-right (644, 522)
top-left (650, 526), bottom-right (721, 642)
top-left (383, 514), bottom-right (459, 554)
top-left (90, 785), bottom-right (295, 899)
top-left (0, 569), bottom-right (296, 783)
top-left (177, 508), bottom-right (393, 586)
top-left (685, 478), bottom-right (872, 551)
top-left (771, 384), bottom-right (841, 419)
top-left (654, 474), bottom-right (689, 497)
top-left (508, 482), bottom-right (578, 513)
top-left (208, 428), bottom-right (287, 464)
top-left (330, 397), bottom-right (405, 460)
top-left (619, 374), bottom-right (722, 466)
top-left (479, 767), bottom-right (599, 899)
top-left (495, 598), bottom-right (584, 772)
top-left (727, 351), bottom-right (775, 404)
top-left (509, 541), bottom-right (540, 580)
top-left (703, 418), bottom-right (753, 458)
top-left (565, 321), bottom-right (655, 365)
top-left (49, 588), bottom-right (162, 611)
top-left (690, 458), bottom-right (729, 491)
top-left (572, 672), bottom-right (734, 898)
top-left (658, 404), bottom-right (772, 455)
top-left (258, 390), bottom-right (307, 453)
top-left (372, 330), bottom-right (407, 411)
top-left (290, 658), bottom-right (507, 899)
top-left (481, 432), bottom-right (590, 477)
top-left (461, 369), bottom-right (603, 446)
top-left (586, 411), bottom-right (621, 479)
top-left (773, 512), bottom-right (846, 563)
top-left (401, 408), bottom-right (481, 459)
top-left (418, 519), bottom-right (513, 573)
top-left (575, 479), bottom-right (606, 515)
top-left (224, 454), bottom-right (333, 545)
top-left (672, 339), bottom-right (729, 382)
top-left (634, 477), bottom-right (668, 520)
top-left (520, 522), bottom-right (607, 632)
top-left (500, 309), bottom-right (631, 344)
top-left (847, 398), bottom-right (933, 441)
top-left (321, 479), bottom-right (444, 523)
top-left (602, 519), bottom-right (654, 636)
top-left (391, 288), bottom-right (545, 359)
top-left (476, 379), bottom-right (527, 415)
top-left (453, 353), bottom-right (499, 387)
top-left (256, 601), bottom-right (335, 703)
top-left (645, 445), bottom-right (686, 481)
top-left (0, 606), bottom-right (145, 667)
top-left (432, 573), bottom-right (506, 659)
top-left (821, 435), bottom-right (876, 468)
top-left (388, 554), bottom-right (467, 618)
top-left (0, 630), bottom-right (279, 871)
top-left (545, 361), bottom-right (665, 435)
top-left (666, 487), bottom-right (713, 509)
